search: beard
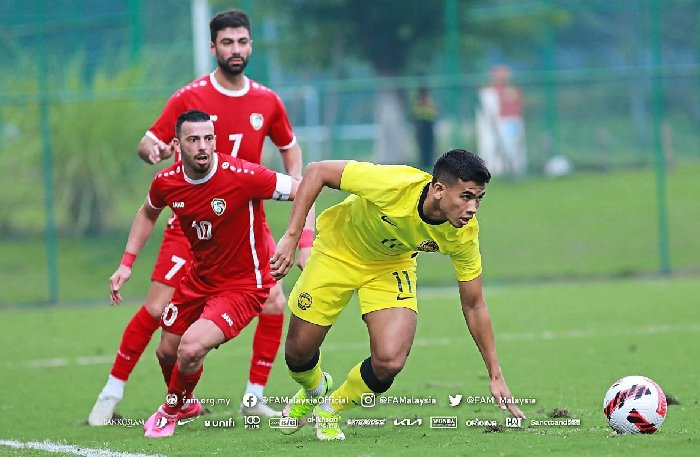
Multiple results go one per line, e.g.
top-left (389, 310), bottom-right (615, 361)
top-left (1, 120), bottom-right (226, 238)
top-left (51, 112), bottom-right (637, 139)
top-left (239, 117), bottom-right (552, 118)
top-left (217, 55), bottom-right (248, 76)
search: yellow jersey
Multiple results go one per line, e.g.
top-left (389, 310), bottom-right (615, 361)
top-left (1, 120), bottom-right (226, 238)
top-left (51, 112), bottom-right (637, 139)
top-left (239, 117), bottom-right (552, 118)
top-left (313, 161), bottom-right (482, 281)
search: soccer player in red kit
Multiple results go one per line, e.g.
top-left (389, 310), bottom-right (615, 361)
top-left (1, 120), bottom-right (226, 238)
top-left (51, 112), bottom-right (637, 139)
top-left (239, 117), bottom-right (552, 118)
top-left (88, 9), bottom-right (313, 424)
top-left (108, 110), bottom-right (301, 438)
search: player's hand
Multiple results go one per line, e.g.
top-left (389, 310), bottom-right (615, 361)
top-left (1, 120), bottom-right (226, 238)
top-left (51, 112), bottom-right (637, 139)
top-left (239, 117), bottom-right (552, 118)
top-left (146, 140), bottom-right (170, 164)
top-left (161, 139), bottom-right (177, 161)
top-left (270, 233), bottom-right (297, 280)
top-left (109, 265), bottom-right (132, 305)
top-left (296, 246), bottom-right (311, 270)
top-left (490, 375), bottom-right (525, 418)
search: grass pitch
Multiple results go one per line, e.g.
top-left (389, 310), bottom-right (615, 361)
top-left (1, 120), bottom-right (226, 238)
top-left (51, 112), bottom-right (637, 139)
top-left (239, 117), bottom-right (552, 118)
top-left (1, 276), bottom-right (698, 456)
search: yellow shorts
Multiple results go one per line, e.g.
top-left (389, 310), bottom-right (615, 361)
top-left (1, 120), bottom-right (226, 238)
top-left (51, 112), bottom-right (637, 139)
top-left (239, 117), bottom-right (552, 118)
top-left (288, 250), bottom-right (418, 326)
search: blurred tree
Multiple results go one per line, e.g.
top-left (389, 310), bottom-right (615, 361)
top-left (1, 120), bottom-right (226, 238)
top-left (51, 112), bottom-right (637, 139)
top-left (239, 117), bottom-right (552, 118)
top-left (50, 57), bottom-right (162, 236)
top-left (210, 0), bottom-right (566, 162)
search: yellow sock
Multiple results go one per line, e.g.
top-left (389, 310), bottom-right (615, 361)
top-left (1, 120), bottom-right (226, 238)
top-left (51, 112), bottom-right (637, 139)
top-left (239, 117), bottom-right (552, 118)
top-left (327, 362), bottom-right (371, 413)
top-left (288, 355), bottom-right (323, 392)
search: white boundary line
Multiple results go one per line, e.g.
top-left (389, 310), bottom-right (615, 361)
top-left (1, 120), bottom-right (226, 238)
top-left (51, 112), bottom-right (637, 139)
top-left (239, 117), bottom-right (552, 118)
top-left (0, 440), bottom-right (166, 457)
top-left (6, 323), bottom-right (700, 371)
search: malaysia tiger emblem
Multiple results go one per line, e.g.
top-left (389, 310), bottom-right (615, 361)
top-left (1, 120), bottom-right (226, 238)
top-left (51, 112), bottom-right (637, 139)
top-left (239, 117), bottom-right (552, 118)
top-left (417, 240), bottom-right (439, 252)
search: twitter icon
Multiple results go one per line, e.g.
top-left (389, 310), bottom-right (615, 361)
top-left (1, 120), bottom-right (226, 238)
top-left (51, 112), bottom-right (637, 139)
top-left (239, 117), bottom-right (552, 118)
top-left (448, 394), bottom-right (463, 407)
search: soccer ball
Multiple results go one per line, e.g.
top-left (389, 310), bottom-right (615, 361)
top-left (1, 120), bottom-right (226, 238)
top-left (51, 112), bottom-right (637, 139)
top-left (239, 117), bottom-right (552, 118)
top-left (603, 375), bottom-right (667, 434)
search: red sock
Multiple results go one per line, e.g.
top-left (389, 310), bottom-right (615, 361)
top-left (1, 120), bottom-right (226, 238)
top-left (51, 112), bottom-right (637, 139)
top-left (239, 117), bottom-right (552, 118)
top-left (249, 313), bottom-right (284, 385)
top-left (163, 363), bottom-right (203, 415)
top-left (159, 360), bottom-right (175, 386)
top-left (110, 306), bottom-right (160, 381)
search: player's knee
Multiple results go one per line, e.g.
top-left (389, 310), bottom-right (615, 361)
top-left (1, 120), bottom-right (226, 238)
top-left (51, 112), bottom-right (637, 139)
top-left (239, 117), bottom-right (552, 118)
top-left (284, 343), bottom-right (316, 370)
top-left (177, 340), bottom-right (206, 368)
top-left (284, 346), bottom-right (305, 368)
top-left (371, 354), bottom-right (407, 380)
top-left (156, 343), bottom-right (177, 365)
top-left (285, 347), bottom-right (320, 373)
top-left (144, 299), bottom-right (166, 319)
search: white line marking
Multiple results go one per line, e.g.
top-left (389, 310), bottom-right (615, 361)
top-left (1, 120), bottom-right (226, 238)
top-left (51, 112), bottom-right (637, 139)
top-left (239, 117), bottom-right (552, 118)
top-left (0, 439), bottom-right (166, 457)
top-left (8, 323), bottom-right (699, 370)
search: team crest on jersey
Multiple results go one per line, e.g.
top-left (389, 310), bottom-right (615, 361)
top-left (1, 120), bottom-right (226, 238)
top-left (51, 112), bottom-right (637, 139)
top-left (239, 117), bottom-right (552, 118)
top-left (211, 198), bottom-right (226, 216)
top-left (417, 240), bottom-right (439, 252)
top-left (297, 292), bottom-right (312, 311)
top-left (250, 113), bottom-right (264, 131)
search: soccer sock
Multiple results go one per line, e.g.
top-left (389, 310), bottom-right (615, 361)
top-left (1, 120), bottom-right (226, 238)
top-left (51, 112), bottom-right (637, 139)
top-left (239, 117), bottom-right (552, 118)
top-left (162, 363), bottom-right (204, 415)
top-left (287, 350), bottom-right (323, 393)
top-left (245, 381), bottom-right (264, 400)
top-left (159, 359), bottom-right (175, 387)
top-left (326, 357), bottom-right (394, 414)
top-left (110, 306), bottom-right (160, 382)
top-left (248, 313), bottom-right (284, 386)
top-left (98, 374), bottom-right (126, 400)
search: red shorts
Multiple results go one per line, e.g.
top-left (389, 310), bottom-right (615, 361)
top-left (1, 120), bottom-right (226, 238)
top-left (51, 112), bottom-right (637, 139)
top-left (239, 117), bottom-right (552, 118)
top-left (161, 278), bottom-right (269, 341)
top-left (150, 226), bottom-right (193, 287)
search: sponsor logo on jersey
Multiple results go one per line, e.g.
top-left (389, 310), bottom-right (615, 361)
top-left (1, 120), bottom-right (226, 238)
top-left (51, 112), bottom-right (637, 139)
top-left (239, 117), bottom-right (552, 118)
top-left (172, 201), bottom-right (185, 208)
top-left (297, 292), bottom-right (312, 310)
top-left (221, 313), bottom-right (234, 327)
top-left (211, 198), bottom-right (226, 216)
top-left (250, 113), bottom-right (264, 131)
top-left (380, 215), bottom-right (398, 228)
top-left (417, 240), bottom-right (439, 252)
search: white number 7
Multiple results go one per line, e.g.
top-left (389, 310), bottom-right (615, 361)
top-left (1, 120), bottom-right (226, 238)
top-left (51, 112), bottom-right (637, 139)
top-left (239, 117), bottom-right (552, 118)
top-left (164, 255), bottom-right (187, 280)
top-left (229, 133), bottom-right (243, 157)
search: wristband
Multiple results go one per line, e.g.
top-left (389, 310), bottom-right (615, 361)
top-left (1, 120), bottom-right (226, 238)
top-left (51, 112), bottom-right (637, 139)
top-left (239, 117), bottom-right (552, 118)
top-left (121, 251), bottom-right (137, 268)
top-left (298, 229), bottom-right (314, 248)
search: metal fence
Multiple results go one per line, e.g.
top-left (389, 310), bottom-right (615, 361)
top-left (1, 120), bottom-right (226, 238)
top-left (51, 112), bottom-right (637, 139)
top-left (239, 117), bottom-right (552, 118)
top-left (1, 0), bottom-right (698, 305)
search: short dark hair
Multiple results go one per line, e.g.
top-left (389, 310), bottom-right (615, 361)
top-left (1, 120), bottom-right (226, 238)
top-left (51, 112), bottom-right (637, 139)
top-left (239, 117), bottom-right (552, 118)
top-left (432, 149), bottom-right (491, 186)
top-left (210, 9), bottom-right (251, 42)
top-left (175, 110), bottom-right (211, 138)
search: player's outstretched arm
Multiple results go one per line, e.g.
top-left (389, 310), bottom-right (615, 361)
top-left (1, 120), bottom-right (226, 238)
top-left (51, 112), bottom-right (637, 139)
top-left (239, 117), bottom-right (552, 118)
top-left (270, 160), bottom-right (349, 279)
top-left (280, 143), bottom-right (316, 270)
top-left (137, 134), bottom-right (175, 165)
top-left (109, 203), bottom-right (162, 305)
top-left (458, 277), bottom-right (525, 419)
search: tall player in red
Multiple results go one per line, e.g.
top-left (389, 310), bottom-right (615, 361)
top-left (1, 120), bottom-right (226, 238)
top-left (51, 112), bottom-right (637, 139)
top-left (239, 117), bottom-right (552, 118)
top-left (109, 110), bottom-right (300, 438)
top-left (88, 9), bottom-right (312, 425)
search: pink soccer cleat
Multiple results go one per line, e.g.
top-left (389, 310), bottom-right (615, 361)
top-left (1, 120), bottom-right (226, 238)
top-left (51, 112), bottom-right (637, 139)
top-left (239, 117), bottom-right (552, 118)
top-left (144, 397), bottom-right (203, 431)
top-left (177, 399), bottom-right (203, 425)
top-left (144, 408), bottom-right (177, 438)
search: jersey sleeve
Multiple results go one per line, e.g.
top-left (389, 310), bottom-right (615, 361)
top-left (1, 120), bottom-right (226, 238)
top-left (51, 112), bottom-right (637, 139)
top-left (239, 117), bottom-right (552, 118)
top-left (339, 161), bottom-right (418, 211)
top-left (146, 174), bottom-right (167, 210)
top-left (238, 161), bottom-right (293, 201)
top-left (146, 90), bottom-right (186, 144)
top-left (268, 93), bottom-right (296, 150)
top-left (449, 220), bottom-right (483, 282)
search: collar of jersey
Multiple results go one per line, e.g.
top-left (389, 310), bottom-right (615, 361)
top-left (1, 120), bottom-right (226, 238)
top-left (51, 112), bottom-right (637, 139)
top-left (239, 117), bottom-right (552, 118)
top-left (183, 153), bottom-right (218, 185)
top-left (209, 73), bottom-right (250, 97)
top-left (417, 182), bottom-right (448, 225)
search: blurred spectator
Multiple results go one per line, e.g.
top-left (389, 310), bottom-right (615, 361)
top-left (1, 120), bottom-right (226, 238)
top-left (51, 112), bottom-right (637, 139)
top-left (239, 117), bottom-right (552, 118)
top-left (412, 86), bottom-right (437, 171)
top-left (477, 65), bottom-right (527, 177)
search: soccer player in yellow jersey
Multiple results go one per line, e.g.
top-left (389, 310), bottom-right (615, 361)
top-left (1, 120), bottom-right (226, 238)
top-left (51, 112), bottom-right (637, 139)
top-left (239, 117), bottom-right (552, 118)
top-left (270, 149), bottom-right (524, 441)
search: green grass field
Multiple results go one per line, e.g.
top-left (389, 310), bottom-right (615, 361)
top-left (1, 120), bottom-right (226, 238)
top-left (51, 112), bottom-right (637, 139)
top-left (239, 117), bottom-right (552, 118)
top-left (1, 277), bottom-right (698, 456)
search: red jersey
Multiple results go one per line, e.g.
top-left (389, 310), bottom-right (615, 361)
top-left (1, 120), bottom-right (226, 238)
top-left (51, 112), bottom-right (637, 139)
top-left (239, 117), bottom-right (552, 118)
top-left (146, 74), bottom-right (296, 162)
top-left (147, 153), bottom-right (293, 293)
top-left (493, 84), bottom-right (523, 117)
top-left (146, 73), bottom-right (296, 233)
